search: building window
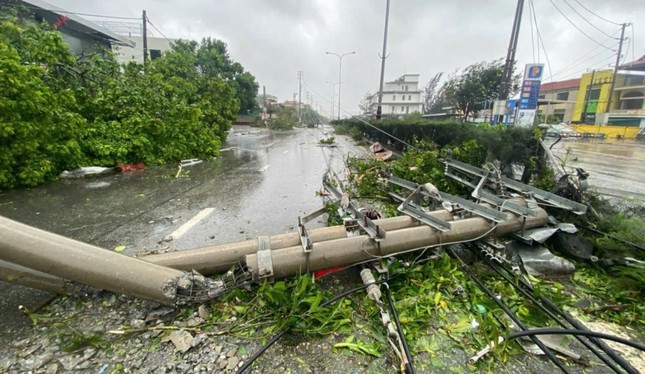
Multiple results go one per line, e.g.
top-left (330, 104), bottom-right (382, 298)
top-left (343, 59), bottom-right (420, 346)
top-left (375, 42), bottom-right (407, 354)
top-left (402, 95), bottom-right (405, 101)
top-left (405, 85), bottom-right (409, 91)
top-left (408, 95), bottom-right (412, 100)
top-left (401, 106), bottom-right (405, 112)
top-left (391, 106), bottom-right (395, 113)
top-left (556, 92), bottom-right (569, 101)
top-left (406, 106), bottom-right (410, 114)
top-left (588, 89), bottom-right (600, 101)
top-left (393, 95), bottom-right (396, 101)
top-left (538, 94), bottom-right (546, 99)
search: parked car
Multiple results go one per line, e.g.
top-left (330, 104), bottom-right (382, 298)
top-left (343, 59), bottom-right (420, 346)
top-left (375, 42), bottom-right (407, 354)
top-left (545, 123), bottom-right (581, 138)
top-left (636, 127), bottom-right (645, 141)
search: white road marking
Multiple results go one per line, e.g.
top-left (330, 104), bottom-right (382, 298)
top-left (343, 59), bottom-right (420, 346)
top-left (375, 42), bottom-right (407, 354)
top-left (170, 208), bottom-right (215, 239)
top-left (283, 150), bottom-right (289, 153)
top-left (258, 164), bottom-right (271, 172)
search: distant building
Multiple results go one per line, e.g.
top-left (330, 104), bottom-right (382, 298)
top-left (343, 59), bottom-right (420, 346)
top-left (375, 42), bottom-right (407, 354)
top-left (15, 0), bottom-right (134, 55)
top-left (362, 74), bottom-right (423, 118)
top-left (536, 58), bottom-right (645, 128)
top-left (537, 78), bottom-right (580, 123)
top-left (113, 35), bottom-right (175, 64)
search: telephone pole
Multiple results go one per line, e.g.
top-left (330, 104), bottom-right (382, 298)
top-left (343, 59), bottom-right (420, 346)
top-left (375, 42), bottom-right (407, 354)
top-left (142, 10), bottom-right (148, 63)
top-left (498, 0), bottom-right (524, 101)
top-left (376, 0), bottom-right (391, 120)
top-left (605, 23), bottom-right (627, 114)
top-left (297, 71), bottom-right (303, 123)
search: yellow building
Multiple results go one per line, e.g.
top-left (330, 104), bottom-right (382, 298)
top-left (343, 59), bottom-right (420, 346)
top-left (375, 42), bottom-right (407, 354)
top-left (572, 70), bottom-right (613, 124)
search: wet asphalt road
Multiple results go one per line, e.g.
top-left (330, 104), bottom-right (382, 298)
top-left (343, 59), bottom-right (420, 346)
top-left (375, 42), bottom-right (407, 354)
top-left (0, 125), bottom-right (365, 344)
top-left (548, 138), bottom-right (645, 201)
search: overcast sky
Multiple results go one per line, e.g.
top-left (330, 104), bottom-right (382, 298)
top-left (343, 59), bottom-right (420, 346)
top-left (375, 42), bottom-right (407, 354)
top-left (52, 0), bottom-right (644, 117)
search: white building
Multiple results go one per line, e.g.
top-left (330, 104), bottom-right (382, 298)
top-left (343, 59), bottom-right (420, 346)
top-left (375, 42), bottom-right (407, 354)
top-left (113, 35), bottom-right (175, 65)
top-left (363, 74), bottom-right (423, 118)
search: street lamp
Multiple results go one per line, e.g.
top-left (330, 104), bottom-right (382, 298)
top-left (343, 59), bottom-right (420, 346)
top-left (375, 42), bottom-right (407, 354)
top-left (325, 51), bottom-right (356, 120)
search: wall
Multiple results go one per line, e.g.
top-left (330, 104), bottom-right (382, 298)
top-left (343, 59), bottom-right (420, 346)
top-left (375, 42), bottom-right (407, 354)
top-left (572, 70), bottom-right (613, 123)
top-left (113, 36), bottom-right (174, 64)
top-left (571, 124), bottom-right (641, 139)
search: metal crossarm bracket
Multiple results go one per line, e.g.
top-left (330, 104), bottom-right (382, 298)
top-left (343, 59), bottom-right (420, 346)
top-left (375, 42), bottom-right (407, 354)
top-left (256, 235), bottom-right (273, 282)
top-left (322, 177), bottom-right (386, 241)
top-left (298, 216), bottom-right (313, 253)
top-left (389, 176), bottom-right (508, 223)
top-left (476, 190), bottom-right (538, 217)
top-left (444, 159), bottom-right (587, 215)
top-left (398, 186), bottom-right (451, 232)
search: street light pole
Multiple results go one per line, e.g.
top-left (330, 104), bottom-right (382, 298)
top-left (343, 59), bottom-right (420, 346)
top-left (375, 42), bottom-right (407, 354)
top-left (326, 51), bottom-right (356, 120)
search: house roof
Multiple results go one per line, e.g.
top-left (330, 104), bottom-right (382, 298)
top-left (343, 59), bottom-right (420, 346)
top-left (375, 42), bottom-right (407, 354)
top-left (540, 78), bottom-right (580, 92)
top-left (21, 0), bottom-right (135, 47)
top-left (619, 55), bottom-right (645, 72)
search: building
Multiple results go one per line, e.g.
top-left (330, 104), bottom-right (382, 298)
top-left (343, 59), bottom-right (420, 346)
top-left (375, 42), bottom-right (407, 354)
top-left (113, 35), bottom-right (175, 64)
top-left (537, 78), bottom-right (580, 123)
top-left (363, 74), bottom-right (423, 118)
top-left (536, 57), bottom-right (645, 131)
top-left (15, 0), bottom-right (134, 55)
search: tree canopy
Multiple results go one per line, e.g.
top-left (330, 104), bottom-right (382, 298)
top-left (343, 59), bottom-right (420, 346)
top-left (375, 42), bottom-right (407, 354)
top-left (440, 59), bottom-right (519, 120)
top-left (0, 8), bottom-right (254, 189)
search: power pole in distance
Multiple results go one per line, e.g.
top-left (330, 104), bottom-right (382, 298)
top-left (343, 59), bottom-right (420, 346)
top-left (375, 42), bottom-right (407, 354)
top-left (297, 71), bottom-right (303, 123)
top-left (142, 10), bottom-right (148, 63)
top-left (499, 0), bottom-right (524, 101)
top-left (606, 23), bottom-right (628, 114)
top-left (376, 0), bottom-right (391, 120)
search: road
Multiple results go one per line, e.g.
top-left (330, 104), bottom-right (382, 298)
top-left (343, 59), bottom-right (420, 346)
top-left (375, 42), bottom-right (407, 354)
top-left (0, 125), bottom-right (365, 345)
top-left (548, 138), bottom-right (645, 202)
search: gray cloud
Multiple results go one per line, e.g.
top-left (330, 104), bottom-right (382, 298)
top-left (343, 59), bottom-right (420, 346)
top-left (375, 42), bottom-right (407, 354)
top-left (51, 0), bottom-right (644, 116)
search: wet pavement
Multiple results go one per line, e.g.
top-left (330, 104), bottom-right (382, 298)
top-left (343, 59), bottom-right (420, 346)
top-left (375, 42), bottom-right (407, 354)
top-left (0, 125), bottom-right (365, 346)
top-left (548, 138), bottom-right (645, 201)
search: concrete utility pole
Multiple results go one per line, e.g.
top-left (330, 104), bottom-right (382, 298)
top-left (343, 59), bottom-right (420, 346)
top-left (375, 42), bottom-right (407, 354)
top-left (581, 70), bottom-right (596, 123)
top-left (297, 71), bottom-right (303, 123)
top-left (499, 0), bottom-right (524, 102)
top-left (605, 23), bottom-right (628, 115)
top-left (326, 51), bottom-right (356, 120)
top-left (376, 0), bottom-right (391, 120)
top-left (142, 10), bottom-right (148, 63)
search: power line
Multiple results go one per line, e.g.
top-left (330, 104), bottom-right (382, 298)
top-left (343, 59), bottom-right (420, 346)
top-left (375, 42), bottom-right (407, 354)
top-left (528, 1), bottom-right (536, 62)
top-left (146, 17), bottom-right (172, 44)
top-left (544, 31), bottom-right (619, 80)
top-left (1, 3), bottom-right (140, 20)
top-left (548, 48), bottom-right (616, 81)
top-left (572, 0), bottom-right (622, 26)
top-left (546, 0), bottom-right (615, 51)
top-left (561, 0), bottom-right (617, 39)
top-left (531, 0), bottom-right (553, 82)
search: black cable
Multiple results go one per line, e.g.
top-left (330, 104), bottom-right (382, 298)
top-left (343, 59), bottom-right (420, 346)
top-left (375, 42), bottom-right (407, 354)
top-left (383, 282), bottom-right (416, 374)
top-left (507, 329), bottom-right (645, 352)
top-left (447, 248), bottom-right (571, 373)
top-left (572, 0), bottom-right (622, 26)
top-left (473, 246), bottom-right (623, 373)
top-left (492, 256), bottom-right (640, 374)
top-left (546, 0), bottom-right (614, 51)
top-left (237, 279), bottom-right (388, 374)
top-left (579, 225), bottom-right (645, 252)
top-left (561, 0), bottom-right (616, 39)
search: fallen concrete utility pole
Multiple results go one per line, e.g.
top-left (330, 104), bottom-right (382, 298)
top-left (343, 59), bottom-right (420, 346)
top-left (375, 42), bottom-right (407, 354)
top-left (143, 214), bottom-right (453, 275)
top-left (246, 204), bottom-right (548, 280)
top-left (0, 215), bottom-right (453, 295)
top-left (0, 259), bottom-right (82, 295)
top-left (0, 216), bottom-right (226, 306)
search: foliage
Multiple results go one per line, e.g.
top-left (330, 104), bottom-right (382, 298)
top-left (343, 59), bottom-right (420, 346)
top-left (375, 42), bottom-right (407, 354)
top-left (319, 136), bottom-right (335, 145)
top-left (440, 59), bottom-right (519, 120)
top-left (0, 11), bottom-right (251, 189)
top-left (422, 72), bottom-right (444, 114)
top-left (209, 274), bottom-right (354, 338)
top-left (268, 105), bottom-right (298, 130)
top-left (0, 14), bottom-right (86, 187)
